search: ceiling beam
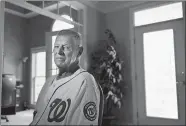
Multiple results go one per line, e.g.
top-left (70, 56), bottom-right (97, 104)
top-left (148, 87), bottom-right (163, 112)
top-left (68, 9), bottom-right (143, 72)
top-left (6, 0), bottom-right (83, 27)
top-left (24, 1), bottom-right (66, 18)
top-left (25, 1), bottom-right (85, 18)
top-left (5, 8), bottom-right (26, 18)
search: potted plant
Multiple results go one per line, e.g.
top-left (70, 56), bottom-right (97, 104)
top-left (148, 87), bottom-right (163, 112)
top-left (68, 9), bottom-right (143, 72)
top-left (89, 29), bottom-right (125, 124)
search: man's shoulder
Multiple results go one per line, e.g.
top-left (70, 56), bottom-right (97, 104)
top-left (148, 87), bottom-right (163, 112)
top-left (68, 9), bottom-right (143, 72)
top-left (44, 75), bottom-right (57, 86)
top-left (77, 68), bottom-right (99, 90)
top-left (46, 75), bottom-right (56, 82)
top-left (78, 68), bottom-right (95, 81)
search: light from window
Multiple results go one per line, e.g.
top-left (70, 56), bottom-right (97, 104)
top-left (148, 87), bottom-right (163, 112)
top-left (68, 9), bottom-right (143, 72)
top-left (32, 51), bottom-right (46, 103)
top-left (134, 2), bottom-right (183, 26)
top-left (34, 76), bottom-right (45, 102)
top-left (52, 35), bottom-right (57, 70)
top-left (52, 15), bottom-right (74, 31)
top-left (143, 29), bottom-right (178, 119)
top-left (36, 52), bottom-right (46, 76)
top-left (52, 36), bottom-right (59, 75)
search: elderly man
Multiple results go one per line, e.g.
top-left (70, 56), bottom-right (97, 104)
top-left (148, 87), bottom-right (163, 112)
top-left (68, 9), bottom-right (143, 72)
top-left (30, 30), bottom-right (103, 125)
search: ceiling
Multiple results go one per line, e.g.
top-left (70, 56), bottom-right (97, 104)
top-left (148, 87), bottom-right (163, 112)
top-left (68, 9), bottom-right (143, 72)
top-left (5, 1), bottom-right (147, 18)
top-left (81, 1), bottom-right (147, 13)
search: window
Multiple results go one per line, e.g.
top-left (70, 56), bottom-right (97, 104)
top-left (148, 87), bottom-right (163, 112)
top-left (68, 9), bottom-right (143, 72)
top-left (134, 2), bottom-right (183, 26)
top-left (52, 35), bottom-right (58, 75)
top-left (31, 47), bottom-right (46, 103)
top-left (52, 15), bottom-right (74, 31)
top-left (143, 29), bottom-right (178, 119)
top-left (51, 15), bottom-right (74, 75)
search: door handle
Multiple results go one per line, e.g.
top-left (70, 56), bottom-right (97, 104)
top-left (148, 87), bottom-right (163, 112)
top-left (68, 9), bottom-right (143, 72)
top-left (176, 81), bottom-right (185, 86)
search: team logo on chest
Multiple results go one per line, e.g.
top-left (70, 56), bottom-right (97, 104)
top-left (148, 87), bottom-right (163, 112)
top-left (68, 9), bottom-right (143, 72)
top-left (47, 98), bottom-right (71, 122)
top-left (83, 102), bottom-right (97, 121)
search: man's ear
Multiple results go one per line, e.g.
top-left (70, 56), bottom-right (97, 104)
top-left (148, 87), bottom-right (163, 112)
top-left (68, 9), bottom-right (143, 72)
top-left (77, 46), bottom-right (83, 57)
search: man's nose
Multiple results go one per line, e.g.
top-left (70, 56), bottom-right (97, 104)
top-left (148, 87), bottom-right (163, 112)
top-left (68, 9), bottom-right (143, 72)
top-left (58, 46), bottom-right (65, 56)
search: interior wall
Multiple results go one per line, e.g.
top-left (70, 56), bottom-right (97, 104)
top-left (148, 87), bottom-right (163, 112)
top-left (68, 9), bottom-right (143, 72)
top-left (4, 13), bottom-right (27, 79)
top-left (84, 6), bottom-right (107, 70)
top-left (83, 5), bottom-right (133, 124)
top-left (105, 8), bottom-right (133, 125)
top-left (4, 12), bottom-right (28, 109)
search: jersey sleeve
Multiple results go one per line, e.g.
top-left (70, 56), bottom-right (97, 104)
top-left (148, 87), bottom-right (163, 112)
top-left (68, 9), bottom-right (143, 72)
top-left (67, 75), bottom-right (101, 125)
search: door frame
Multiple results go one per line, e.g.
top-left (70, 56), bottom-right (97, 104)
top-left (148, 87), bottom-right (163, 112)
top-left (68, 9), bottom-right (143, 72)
top-left (0, 1), bottom-right (5, 125)
top-left (129, 1), bottom-right (185, 125)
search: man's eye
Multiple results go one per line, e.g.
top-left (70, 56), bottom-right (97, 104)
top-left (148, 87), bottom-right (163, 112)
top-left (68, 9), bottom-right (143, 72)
top-left (63, 45), bottom-right (71, 51)
top-left (66, 46), bottom-right (70, 49)
top-left (54, 45), bottom-right (59, 48)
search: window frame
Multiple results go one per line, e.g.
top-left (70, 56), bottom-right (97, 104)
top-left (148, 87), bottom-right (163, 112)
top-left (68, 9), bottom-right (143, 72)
top-left (52, 14), bottom-right (74, 32)
top-left (134, 1), bottom-right (183, 27)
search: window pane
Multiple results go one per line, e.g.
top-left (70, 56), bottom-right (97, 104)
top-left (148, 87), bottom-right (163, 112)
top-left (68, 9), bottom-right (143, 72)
top-left (52, 15), bottom-right (74, 31)
top-left (36, 52), bottom-right (46, 76)
top-left (31, 53), bottom-right (36, 78)
top-left (34, 76), bottom-right (46, 102)
top-left (52, 36), bottom-right (57, 51)
top-left (135, 2), bottom-right (183, 26)
top-left (52, 69), bottom-right (58, 75)
top-left (143, 29), bottom-right (178, 119)
top-left (52, 55), bottom-right (57, 70)
top-left (52, 36), bottom-right (58, 70)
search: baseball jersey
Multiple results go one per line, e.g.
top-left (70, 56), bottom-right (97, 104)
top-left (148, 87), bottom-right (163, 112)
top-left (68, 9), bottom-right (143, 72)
top-left (30, 68), bottom-right (103, 125)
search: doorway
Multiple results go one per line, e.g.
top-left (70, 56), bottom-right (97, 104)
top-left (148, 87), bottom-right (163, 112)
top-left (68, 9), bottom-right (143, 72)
top-left (135, 19), bottom-right (185, 125)
top-left (132, 2), bottom-right (185, 125)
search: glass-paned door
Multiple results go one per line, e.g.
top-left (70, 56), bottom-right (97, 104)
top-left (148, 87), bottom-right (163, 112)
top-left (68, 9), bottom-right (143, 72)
top-left (135, 19), bottom-right (185, 125)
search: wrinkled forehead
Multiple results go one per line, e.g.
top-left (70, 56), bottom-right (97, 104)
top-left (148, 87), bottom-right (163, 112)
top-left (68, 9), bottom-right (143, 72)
top-left (55, 35), bottom-right (81, 46)
top-left (55, 35), bottom-right (73, 45)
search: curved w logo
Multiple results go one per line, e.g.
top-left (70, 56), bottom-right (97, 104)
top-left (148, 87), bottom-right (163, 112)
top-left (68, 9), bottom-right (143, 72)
top-left (47, 98), bottom-right (71, 122)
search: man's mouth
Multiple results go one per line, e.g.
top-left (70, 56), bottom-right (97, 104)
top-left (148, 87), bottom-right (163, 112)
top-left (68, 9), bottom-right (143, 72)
top-left (56, 57), bottom-right (65, 61)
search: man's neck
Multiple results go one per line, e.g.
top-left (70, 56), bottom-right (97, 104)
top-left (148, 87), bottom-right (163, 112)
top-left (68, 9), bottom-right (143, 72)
top-left (56, 72), bottom-right (72, 80)
top-left (56, 64), bottom-right (79, 80)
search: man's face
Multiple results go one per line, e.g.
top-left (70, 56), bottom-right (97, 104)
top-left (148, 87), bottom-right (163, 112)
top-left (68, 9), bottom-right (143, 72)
top-left (53, 35), bottom-right (78, 70)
